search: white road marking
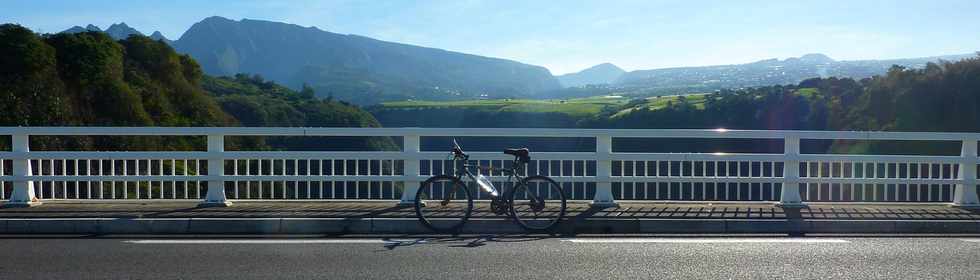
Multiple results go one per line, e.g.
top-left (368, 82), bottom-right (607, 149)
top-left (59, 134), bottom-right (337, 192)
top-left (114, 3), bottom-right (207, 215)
top-left (562, 238), bottom-right (849, 244)
top-left (960, 239), bottom-right (980, 243)
top-left (124, 239), bottom-right (418, 244)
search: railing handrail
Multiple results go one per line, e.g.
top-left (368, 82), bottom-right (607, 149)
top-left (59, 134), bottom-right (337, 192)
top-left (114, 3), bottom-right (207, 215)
top-left (2, 126), bottom-right (979, 141)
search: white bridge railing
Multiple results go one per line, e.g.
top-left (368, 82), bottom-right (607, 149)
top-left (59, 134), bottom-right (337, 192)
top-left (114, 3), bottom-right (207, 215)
top-left (1, 127), bottom-right (978, 208)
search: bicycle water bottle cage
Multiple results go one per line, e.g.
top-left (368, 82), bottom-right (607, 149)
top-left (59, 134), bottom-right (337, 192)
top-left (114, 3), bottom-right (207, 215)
top-left (504, 148), bottom-right (530, 163)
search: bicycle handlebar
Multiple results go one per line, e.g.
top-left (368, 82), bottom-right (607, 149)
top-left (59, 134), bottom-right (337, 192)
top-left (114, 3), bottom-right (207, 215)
top-left (450, 139), bottom-right (525, 171)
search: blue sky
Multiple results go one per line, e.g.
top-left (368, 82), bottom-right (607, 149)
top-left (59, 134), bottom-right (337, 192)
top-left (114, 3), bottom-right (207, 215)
top-left (3, 0), bottom-right (979, 74)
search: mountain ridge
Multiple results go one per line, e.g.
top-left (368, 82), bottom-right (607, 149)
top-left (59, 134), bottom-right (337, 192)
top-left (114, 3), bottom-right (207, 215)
top-left (172, 16), bottom-right (560, 104)
top-left (61, 22), bottom-right (172, 43)
top-left (556, 63), bottom-right (626, 87)
top-left (615, 52), bottom-right (977, 91)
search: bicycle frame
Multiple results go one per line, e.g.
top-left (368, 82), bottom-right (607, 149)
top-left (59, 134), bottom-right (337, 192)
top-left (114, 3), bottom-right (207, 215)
top-left (450, 155), bottom-right (526, 199)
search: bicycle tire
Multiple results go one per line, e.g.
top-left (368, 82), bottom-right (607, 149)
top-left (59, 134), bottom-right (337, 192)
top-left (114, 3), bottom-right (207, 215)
top-left (414, 175), bottom-right (473, 233)
top-left (509, 175), bottom-right (566, 231)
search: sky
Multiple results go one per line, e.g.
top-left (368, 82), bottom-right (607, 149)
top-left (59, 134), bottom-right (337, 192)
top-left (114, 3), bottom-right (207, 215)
top-left (3, 0), bottom-right (980, 74)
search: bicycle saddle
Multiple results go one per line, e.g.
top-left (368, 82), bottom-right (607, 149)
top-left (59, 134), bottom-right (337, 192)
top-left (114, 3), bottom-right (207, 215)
top-left (504, 148), bottom-right (530, 162)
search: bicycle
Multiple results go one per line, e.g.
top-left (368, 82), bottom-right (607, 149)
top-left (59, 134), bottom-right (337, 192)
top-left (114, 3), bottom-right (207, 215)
top-left (414, 139), bottom-right (567, 232)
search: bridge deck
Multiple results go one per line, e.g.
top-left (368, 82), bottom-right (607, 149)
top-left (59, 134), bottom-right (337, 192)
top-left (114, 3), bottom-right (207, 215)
top-left (2, 201), bottom-right (978, 220)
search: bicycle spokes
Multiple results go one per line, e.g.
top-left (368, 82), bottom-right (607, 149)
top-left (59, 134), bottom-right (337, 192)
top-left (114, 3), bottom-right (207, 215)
top-left (509, 176), bottom-right (566, 231)
top-left (415, 175), bottom-right (473, 232)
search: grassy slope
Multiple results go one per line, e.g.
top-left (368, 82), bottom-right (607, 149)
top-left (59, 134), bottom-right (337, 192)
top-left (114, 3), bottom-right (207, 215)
top-left (609, 93), bottom-right (709, 118)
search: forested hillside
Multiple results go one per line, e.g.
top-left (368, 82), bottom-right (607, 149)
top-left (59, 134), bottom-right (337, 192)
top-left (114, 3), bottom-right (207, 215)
top-left (589, 57), bottom-right (980, 134)
top-left (0, 24), bottom-right (389, 151)
top-left (203, 74), bottom-right (395, 151)
top-left (585, 57), bottom-right (980, 153)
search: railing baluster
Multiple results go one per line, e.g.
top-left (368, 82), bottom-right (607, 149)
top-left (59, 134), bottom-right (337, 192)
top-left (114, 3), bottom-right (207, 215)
top-left (666, 161), bottom-right (673, 200)
top-left (183, 159), bottom-right (189, 199)
top-left (33, 159), bottom-right (40, 199)
top-left (109, 160), bottom-right (115, 199)
top-left (397, 135), bottom-right (421, 206)
top-left (49, 159), bottom-right (55, 199)
top-left (591, 135), bottom-right (617, 207)
top-left (245, 159), bottom-right (251, 199)
top-left (72, 159), bottom-right (78, 199)
top-left (123, 160), bottom-right (131, 200)
top-left (737, 162), bottom-right (743, 200)
top-left (170, 159), bottom-right (176, 200)
top-left (307, 159), bottom-right (312, 199)
top-left (293, 159), bottom-right (299, 199)
top-left (1, 159), bottom-right (6, 200)
top-left (953, 139), bottom-right (980, 206)
top-left (905, 162), bottom-right (912, 202)
top-left (257, 160), bottom-right (263, 199)
top-left (201, 134), bottom-right (231, 207)
top-left (7, 134), bottom-right (40, 206)
top-left (233, 159), bottom-right (239, 199)
top-left (702, 161), bottom-right (708, 200)
top-left (280, 159), bottom-right (286, 199)
top-left (778, 136), bottom-right (804, 207)
top-left (84, 159), bottom-right (91, 199)
top-left (193, 159), bottom-right (200, 199)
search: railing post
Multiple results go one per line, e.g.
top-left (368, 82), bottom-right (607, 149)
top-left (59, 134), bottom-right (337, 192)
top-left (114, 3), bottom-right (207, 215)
top-left (591, 135), bottom-right (618, 208)
top-left (777, 136), bottom-right (805, 208)
top-left (397, 135), bottom-right (421, 206)
top-left (952, 139), bottom-right (979, 207)
top-left (6, 133), bottom-right (41, 207)
top-left (200, 134), bottom-right (231, 207)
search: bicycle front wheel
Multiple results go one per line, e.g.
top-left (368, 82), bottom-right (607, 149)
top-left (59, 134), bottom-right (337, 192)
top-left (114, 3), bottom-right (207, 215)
top-left (415, 175), bottom-right (473, 233)
top-left (509, 175), bottom-right (566, 231)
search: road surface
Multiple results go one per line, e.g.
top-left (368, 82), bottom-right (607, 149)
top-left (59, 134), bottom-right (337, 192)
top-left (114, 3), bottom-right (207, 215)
top-left (1, 235), bottom-right (978, 279)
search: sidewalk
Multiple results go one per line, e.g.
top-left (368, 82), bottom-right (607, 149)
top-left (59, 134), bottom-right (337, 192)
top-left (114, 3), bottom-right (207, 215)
top-left (1, 201), bottom-right (978, 234)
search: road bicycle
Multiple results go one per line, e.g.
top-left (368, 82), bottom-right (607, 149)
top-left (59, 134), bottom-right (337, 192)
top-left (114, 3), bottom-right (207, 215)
top-left (414, 139), bottom-right (567, 232)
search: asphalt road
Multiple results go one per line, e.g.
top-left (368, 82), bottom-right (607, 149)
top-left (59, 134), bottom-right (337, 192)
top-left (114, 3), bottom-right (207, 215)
top-left (1, 235), bottom-right (978, 279)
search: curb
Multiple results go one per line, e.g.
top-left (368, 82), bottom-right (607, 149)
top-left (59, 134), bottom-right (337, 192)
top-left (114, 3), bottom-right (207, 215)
top-left (1, 218), bottom-right (978, 234)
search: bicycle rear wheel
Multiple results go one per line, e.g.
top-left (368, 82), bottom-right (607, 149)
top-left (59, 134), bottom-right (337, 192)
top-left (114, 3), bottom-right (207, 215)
top-left (415, 175), bottom-right (473, 233)
top-left (509, 175), bottom-right (566, 231)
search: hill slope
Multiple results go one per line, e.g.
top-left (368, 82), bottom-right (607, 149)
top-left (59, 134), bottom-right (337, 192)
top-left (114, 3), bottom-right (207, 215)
top-left (556, 63), bottom-right (625, 87)
top-left (173, 16), bottom-right (560, 104)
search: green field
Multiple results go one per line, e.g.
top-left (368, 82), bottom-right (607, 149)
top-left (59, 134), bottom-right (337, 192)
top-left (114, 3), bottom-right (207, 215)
top-left (379, 93), bottom-right (719, 118)
top-left (381, 95), bottom-right (632, 117)
top-left (609, 93), bottom-right (709, 118)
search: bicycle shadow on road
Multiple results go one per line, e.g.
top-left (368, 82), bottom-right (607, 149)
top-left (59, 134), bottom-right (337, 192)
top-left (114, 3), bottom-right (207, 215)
top-left (377, 234), bottom-right (550, 251)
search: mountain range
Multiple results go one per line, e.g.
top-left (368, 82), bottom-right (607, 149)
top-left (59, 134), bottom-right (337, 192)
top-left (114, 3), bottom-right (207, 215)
top-left (559, 53), bottom-right (976, 92)
top-left (63, 18), bottom-right (976, 102)
top-left (63, 22), bottom-right (175, 45)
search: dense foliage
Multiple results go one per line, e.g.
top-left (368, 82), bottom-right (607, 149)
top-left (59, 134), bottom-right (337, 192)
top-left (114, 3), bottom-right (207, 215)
top-left (0, 24), bottom-right (390, 151)
top-left (204, 74), bottom-right (395, 150)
